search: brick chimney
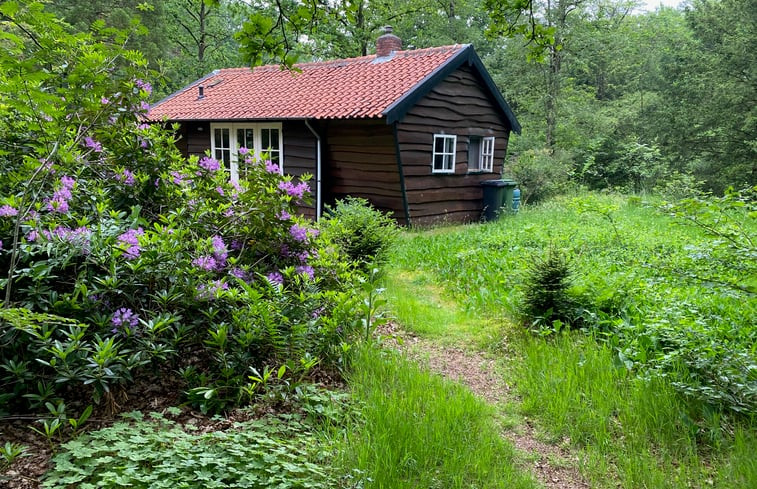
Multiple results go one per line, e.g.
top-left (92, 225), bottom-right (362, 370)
top-left (376, 26), bottom-right (401, 57)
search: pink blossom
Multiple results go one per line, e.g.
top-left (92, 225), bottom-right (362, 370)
top-left (296, 265), bottom-right (315, 279)
top-left (84, 137), bottom-right (103, 152)
top-left (265, 160), bottom-right (281, 174)
top-left (121, 169), bottom-right (135, 186)
top-left (278, 181), bottom-right (310, 200)
top-left (192, 255), bottom-right (217, 271)
top-left (199, 156), bottom-right (220, 172)
top-left (135, 79), bottom-right (152, 96)
top-left (266, 272), bottom-right (284, 286)
top-left (0, 205), bottom-right (18, 217)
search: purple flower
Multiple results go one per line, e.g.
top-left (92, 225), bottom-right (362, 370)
top-left (135, 79), bottom-right (152, 96)
top-left (26, 230), bottom-right (39, 242)
top-left (223, 208), bottom-right (234, 217)
top-left (199, 156), bottom-right (220, 172)
top-left (0, 205), bottom-right (18, 217)
top-left (229, 267), bottom-right (248, 280)
top-left (192, 255), bottom-right (217, 271)
top-left (84, 137), bottom-right (103, 152)
top-left (266, 272), bottom-right (284, 286)
top-left (112, 307), bottom-right (139, 333)
top-left (230, 239), bottom-right (243, 250)
top-left (121, 169), bottom-right (135, 186)
top-left (196, 280), bottom-right (229, 300)
top-left (60, 176), bottom-right (75, 189)
top-left (265, 160), bottom-right (281, 174)
top-left (139, 101), bottom-right (150, 112)
top-left (137, 123), bottom-right (150, 130)
top-left (210, 235), bottom-right (228, 267)
top-left (289, 223), bottom-right (309, 242)
top-left (278, 181), bottom-right (310, 200)
top-left (46, 197), bottom-right (69, 214)
top-left (0, 240), bottom-right (2, 250)
top-left (296, 265), bottom-right (315, 279)
top-left (117, 228), bottom-right (143, 259)
top-left (101, 96), bottom-right (110, 105)
top-left (277, 210), bottom-right (291, 221)
top-left (238, 147), bottom-right (250, 155)
top-left (216, 186), bottom-right (225, 196)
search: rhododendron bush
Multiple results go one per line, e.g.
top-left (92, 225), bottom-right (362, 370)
top-left (0, 1), bottom-right (358, 415)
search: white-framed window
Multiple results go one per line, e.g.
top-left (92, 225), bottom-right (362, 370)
top-left (432, 134), bottom-right (456, 174)
top-left (210, 123), bottom-right (283, 181)
top-left (468, 136), bottom-right (496, 173)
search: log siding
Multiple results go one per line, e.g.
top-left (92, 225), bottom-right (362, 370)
top-left (321, 119), bottom-right (403, 220)
top-left (397, 65), bottom-right (511, 225)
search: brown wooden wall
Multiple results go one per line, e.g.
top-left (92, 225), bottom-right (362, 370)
top-left (397, 65), bottom-right (512, 226)
top-left (282, 121), bottom-right (318, 216)
top-left (322, 118), bottom-right (404, 220)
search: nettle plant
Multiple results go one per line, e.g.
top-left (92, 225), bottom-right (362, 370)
top-left (0, 1), bottom-right (359, 416)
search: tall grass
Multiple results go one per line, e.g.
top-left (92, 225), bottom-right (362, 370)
top-left (385, 191), bottom-right (756, 487)
top-left (340, 345), bottom-right (536, 489)
top-left (513, 333), bottom-right (714, 487)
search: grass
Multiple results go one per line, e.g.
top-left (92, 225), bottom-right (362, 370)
top-left (339, 345), bottom-right (536, 489)
top-left (382, 270), bottom-right (501, 348)
top-left (384, 191), bottom-right (756, 488)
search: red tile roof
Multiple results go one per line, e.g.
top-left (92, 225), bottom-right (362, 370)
top-left (147, 45), bottom-right (467, 122)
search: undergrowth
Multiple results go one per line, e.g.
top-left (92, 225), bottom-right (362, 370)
top-left (43, 410), bottom-right (340, 489)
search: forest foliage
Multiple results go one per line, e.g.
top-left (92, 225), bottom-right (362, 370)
top-left (37, 0), bottom-right (756, 196)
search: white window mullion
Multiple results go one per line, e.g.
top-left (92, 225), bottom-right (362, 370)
top-left (432, 134), bottom-right (456, 174)
top-left (210, 123), bottom-right (283, 181)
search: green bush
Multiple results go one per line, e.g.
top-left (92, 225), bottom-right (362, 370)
top-left (0, 1), bottom-right (360, 416)
top-left (320, 197), bottom-right (399, 270)
top-left (505, 148), bottom-right (575, 204)
top-left (520, 245), bottom-right (577, 331)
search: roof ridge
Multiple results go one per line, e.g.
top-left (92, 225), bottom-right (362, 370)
top-left (215, 44), bottom-right (469, 73)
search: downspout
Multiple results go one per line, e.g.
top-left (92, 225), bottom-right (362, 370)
top-left (392, 121), bottom-right (411, 227)
top-left (304, 119), bottom-right (322, 220)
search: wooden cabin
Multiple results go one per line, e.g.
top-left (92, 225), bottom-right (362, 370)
top-left (147, 28), bottom-right (521, 226)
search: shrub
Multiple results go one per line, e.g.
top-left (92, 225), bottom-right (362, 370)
top-left (520, 245), bottom-right (576, 331)
top-left (505, 148), bottom-right (575, 204)
top-left (320, 197), bottom-right (399, 270)
top-left (0, 1), bottom-right (360, 415)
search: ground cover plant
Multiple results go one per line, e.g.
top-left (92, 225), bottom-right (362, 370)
top-left (388, 190), bottom-right (756, 486)
top-left (43, 410), bottom-right (339, 489)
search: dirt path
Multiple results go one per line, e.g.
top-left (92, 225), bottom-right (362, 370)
top-left (378, 321), bottom-right (591, 489)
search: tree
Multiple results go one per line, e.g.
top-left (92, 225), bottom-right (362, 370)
top-left (162, 0), bottom-right (247, 88)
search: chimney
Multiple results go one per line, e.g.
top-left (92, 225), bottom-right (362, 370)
top-left (376, 26), bottom-right (401, 57)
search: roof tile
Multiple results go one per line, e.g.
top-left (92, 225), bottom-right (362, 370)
top-left (147, 45), bottom-right (466, 121)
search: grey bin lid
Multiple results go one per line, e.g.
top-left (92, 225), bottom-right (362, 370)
top-left (481, 179), bottom-right (517, 187)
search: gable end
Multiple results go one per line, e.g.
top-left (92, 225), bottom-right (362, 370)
top-left (382, 45), bottom-right (521, 134)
